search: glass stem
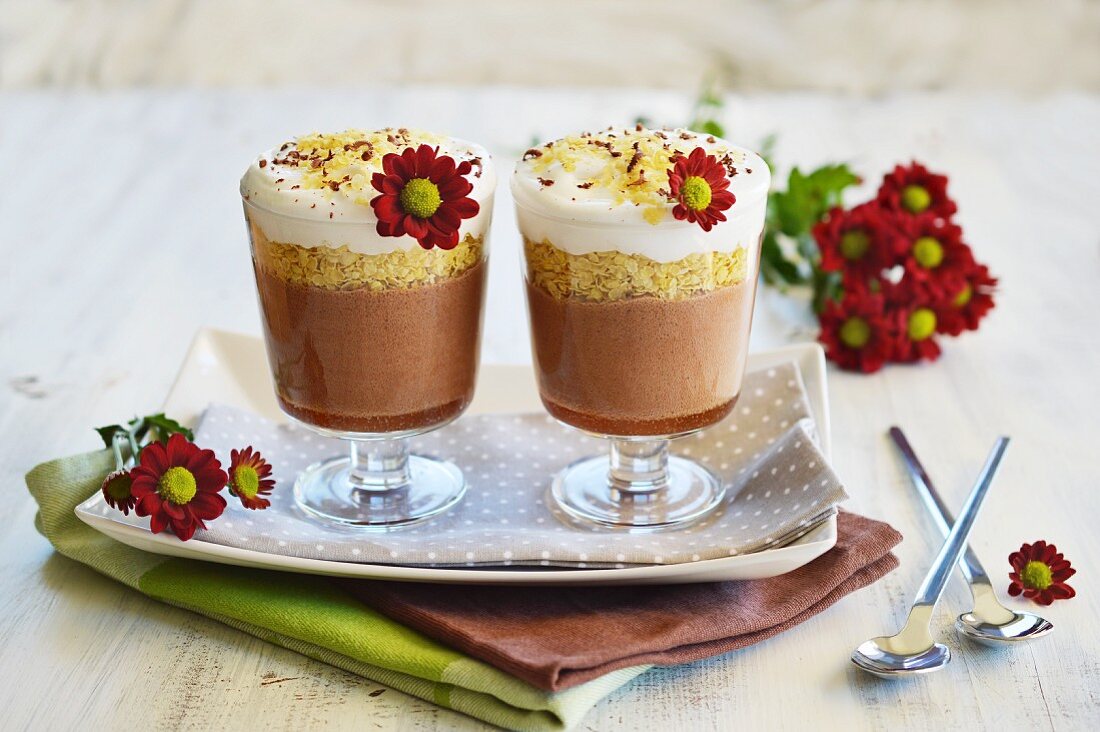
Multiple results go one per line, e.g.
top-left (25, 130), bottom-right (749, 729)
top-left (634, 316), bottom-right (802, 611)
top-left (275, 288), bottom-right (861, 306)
top-left (347, 437), bottom-right (412, 493)
top-left (608, 438), bottom-right (671, 494)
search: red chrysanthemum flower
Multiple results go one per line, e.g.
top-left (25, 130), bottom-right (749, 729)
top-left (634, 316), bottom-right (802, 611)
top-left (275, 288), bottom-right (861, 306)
top-left (101, 469), bottom-right (136, 515)
top-left (892, 303), bottom-right (944, 363)
top-left (814, 202), bottom-right (904, 285)
top-left (877, 162), bottom-right (957, 221)
top-left (937, 261), bottom-right (998, 335)
top-left (667, 147), bottom-right (736, 231)
top-left (818, 293), bottom-right (893, 373)
top-left (1008, 540), bottom-right (1076, 605)
top-left (895, 213), bottom-right (975, 298)
top-left (227, 446), bottom-right (275, 510)
top-left (370, 144), bottom-right (480, 250)
top-left (130, 433), bottom-right (228, 541)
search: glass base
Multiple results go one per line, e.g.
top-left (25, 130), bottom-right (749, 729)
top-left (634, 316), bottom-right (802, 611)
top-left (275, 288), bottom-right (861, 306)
top-left (294, 453), bottom-right (466, 530)
top-left (550, 453), bottom-right (725, 532)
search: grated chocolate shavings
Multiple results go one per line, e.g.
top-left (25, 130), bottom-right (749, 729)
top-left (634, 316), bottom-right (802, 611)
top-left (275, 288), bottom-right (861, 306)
top-left (577, 181), bottom-right (594, 189)
top-left (523, 148), bottom-right (543, 160)
top-left (537, 177), bottom-right (555, 187)
top-left (258, 159), bottom-right (267, 168)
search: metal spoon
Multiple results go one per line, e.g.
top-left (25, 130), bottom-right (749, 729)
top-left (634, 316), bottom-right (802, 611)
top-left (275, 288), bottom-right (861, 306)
top-left (889, 427), bottom-right (1052, 646)
top-left (851, 437), bottom-right (1009, 678)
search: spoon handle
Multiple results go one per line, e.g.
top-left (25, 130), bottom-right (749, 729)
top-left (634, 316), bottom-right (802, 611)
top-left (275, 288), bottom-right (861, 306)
top-left (888, 427), bottom-right (994, 586)
top-left (912, 437), bottom-right (1010, 609)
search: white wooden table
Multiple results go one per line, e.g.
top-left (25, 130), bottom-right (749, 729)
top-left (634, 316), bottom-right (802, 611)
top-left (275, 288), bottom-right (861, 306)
top-left (2, 89), bottom-right (1098, 731)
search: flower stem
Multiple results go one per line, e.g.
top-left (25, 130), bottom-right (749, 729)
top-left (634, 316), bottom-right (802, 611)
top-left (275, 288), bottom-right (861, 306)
top-left (111, 433), bottom-right (127, 471)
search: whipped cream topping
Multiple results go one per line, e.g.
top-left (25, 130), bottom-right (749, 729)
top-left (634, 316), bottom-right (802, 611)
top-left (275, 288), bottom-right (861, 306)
top-left (241, 128), bottom-right (496, 255)
top-left (512, 127), bottom-right (769, 262)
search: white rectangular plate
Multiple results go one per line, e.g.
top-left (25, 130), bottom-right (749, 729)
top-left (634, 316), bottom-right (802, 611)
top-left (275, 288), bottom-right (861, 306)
top-left (77, 328), bottom-right (836, 586)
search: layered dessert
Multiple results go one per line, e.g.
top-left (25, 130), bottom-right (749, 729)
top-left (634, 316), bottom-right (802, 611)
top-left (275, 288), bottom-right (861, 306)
top-left (513, 127), bottom-right (769, 436)
top-left (241, 129), bottom-right (495, 434)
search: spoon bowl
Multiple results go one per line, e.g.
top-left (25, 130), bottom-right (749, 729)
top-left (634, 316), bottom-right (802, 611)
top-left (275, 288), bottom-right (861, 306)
top-left (956, 611), bottom-right (1053, 647)
top-left (851, 638), bottom-right (951, 678)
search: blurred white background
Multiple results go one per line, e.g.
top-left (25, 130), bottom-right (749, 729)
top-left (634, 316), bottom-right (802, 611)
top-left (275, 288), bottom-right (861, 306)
top-left (3, 0), bottom-right (1097, 92)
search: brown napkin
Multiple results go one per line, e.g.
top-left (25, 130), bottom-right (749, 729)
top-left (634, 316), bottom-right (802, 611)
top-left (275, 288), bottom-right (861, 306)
top-left (343, 512), bottom-right (901, 691)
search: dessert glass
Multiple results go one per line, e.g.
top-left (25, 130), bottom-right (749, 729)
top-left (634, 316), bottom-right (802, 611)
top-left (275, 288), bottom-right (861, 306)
top-left (241, 129), bottom-right (494, 528)
top-left (513, 127), bottom-right (769, 531)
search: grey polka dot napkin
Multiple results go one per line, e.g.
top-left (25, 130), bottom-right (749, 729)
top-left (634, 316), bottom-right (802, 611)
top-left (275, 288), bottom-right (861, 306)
top-left (171, 361), bottom-right (846, 568)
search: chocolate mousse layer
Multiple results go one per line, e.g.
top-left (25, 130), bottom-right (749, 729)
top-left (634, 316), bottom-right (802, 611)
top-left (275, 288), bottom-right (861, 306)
top-left (255, 259), bottom-right (486, 434)
top-left (525, 278), bottom-right (756, 436)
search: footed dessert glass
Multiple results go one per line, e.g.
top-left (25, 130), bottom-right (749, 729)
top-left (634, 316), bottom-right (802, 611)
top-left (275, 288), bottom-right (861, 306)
top-left (242, 129), bottom-right (494, 528)
top-left (513, 127), bottom-right (769, 531)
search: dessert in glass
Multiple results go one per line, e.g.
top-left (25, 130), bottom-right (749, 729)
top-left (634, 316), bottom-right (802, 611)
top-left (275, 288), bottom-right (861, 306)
top-left (241, 128), bottom-right (495, 528)
top-left (513, 126), bottom-right (769, 530)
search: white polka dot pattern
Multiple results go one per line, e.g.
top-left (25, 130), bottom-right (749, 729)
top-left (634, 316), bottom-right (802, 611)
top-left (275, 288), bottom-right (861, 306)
top-left (98, 362), bottom-right (847, 568)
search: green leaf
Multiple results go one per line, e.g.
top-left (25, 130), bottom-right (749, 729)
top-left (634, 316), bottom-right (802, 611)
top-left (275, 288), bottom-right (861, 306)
top-left (760, 231), bottom-right (807, 287)
top-left (143, 413), bottom-right (194, 443)
top-left (689, 119), bottom-right (725, 138)
top-left (94, 424), bottom-right (128, 448)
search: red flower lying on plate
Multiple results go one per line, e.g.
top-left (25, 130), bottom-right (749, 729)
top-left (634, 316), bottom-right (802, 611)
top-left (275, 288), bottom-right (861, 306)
top-left (817, 293), bottom-right (893, 373)
top-left (130, 433), bottom-right (228, 541)
top-left (370, 144), bottom-right (480, 250)
top-left (101, 470), bottom-right (136, 515)
top-left (877, 162), bottom-right (957, 221)
top-left (227, 446), bottom-right (276, 510)
top-left (667, 147), bottom-right (735, 231)
top-left (1008, 540), bottom-right (1076, 605)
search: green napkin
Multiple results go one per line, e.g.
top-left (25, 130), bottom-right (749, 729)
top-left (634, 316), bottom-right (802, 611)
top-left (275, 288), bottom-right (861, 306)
top-left (26, 450), bottom-right (648, 731)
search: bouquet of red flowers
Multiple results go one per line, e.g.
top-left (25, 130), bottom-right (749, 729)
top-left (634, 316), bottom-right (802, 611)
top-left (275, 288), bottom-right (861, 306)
top-left (761, 162), bottom-right (997, 373)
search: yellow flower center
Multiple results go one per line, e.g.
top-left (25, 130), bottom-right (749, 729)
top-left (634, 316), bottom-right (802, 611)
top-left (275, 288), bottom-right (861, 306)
top-left (158, 466), bottom-right (197, 505)
top-left (839, 317), bottom-right (871, 348)
top-left (105, 473), bottom-right (133, 501)
top-left (840, 230), bottom-right (871, 260)
top-left (1021, 560), bottom-right (1053, 590)
top-left (901, 184), bottom-right (931, 213)
top-left (680, 176), bottom-right (712, 212)
top-left (908, 308), bottom-right (937, 341)
top-left (913, 236), bottom-right (944, 268)
top-left (399, 178), bottom-right (442, 219)
top-left (953, 283), bottom-right (973, 307)
top-left (232, 465), bottom-right (260, 499)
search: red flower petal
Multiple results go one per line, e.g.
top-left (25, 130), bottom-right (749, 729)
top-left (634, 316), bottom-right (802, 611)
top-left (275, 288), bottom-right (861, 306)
top-left (403, 216), bottom-right (430, 239)
top-left (139, 441), bottom-right (168, 474)
top-left (190, 491), bottom-right (227, 520)
top-left (149, 510), bottom-right (168, 534)
top-left (172, 517), bottom-right (198, 541)
top-left (428, 154), bottom-right (456, 183)
top-left (444, 197), bottom-right (479, 219)
top-left (438, 176), bottom-right (473, 200)
top-left (372, 194), bottom-right (401, 221)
